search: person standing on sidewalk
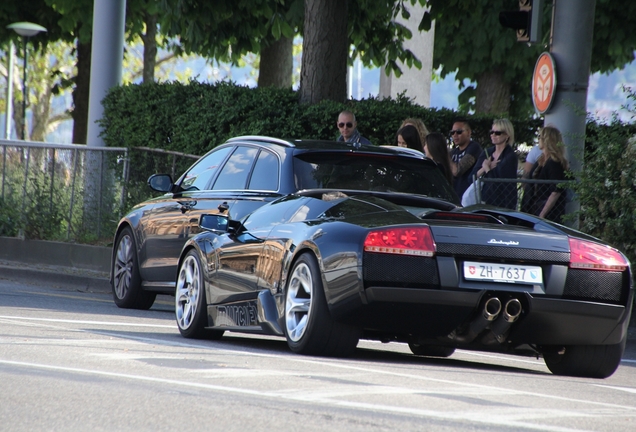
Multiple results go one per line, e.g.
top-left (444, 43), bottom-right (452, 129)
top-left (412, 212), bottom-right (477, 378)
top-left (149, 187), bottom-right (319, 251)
top-left (471, 118), bottom-right (519, 210)
top-left (336, 111), bottom-right (371, 145)
top-left (449, 117), bottom-right (481, 198)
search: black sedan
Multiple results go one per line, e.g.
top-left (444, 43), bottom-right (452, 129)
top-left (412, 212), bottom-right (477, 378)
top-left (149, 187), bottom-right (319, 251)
top-left (111, 136), bottom-right (455, 307)
top-left (111, 136), bottom-right (632, 378)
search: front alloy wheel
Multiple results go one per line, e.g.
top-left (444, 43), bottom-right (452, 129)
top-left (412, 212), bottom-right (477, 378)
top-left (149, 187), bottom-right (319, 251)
top-left (285, 260), bottom-right (313, 343)
top-left (175, 250), bottom-right (223, 340)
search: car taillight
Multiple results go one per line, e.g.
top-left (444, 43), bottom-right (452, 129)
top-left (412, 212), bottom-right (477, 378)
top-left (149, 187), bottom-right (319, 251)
top-left (364, 226), bottom-right (436, 257)
top-left (569, 238), bottom-right (628, 271)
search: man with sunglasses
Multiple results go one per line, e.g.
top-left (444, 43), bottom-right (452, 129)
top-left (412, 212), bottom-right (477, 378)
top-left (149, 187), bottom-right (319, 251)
top-left (449, 117), bottom-right (481, 198)
top-left (336, 111), bottom-right (371, 145)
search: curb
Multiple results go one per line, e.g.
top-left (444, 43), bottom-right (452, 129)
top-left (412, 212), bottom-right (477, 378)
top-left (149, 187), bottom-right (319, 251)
top-left (0, 262), bottom-right (111, 294)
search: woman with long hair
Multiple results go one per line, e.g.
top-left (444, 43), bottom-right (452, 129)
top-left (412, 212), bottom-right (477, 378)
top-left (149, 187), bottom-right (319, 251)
top-left (395, 124), bottom-right (423, 151)
top-left (525, 125), bottom-right (569, 222)
top-left (400, 118), bottom-right (429, 144)
top-left (424, 132), bottom-right (453, 184)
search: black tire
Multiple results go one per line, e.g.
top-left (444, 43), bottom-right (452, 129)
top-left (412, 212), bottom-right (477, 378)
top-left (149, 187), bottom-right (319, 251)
top-left (409, 342), bottom-right (456, 358)
top-left (284, 253), bottom-right (360, 357)
top-left (544, 337), bottom-right (626, 378)
top-left (175, 250), bottom-right (224, 340)
top-left (112, 226), bottom-right (156, 310)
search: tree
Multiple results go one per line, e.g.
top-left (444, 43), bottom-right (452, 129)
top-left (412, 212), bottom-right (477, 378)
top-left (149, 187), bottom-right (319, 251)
top-left (299, 0), bottom-right (349, 104)
top-left (159, 0), bottom-right (428, 102)
top-left (158, 0), bottom-right (301, 88)
top-left (422, 0), bottom-right (636, 116)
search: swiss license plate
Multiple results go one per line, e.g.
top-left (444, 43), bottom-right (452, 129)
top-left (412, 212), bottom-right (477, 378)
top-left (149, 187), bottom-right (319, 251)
top-left (463, 261), bottom-right (542, 284)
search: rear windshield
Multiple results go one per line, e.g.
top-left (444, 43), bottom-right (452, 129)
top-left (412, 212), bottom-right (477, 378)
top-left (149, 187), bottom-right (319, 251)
top-left (293, 152), bottom-right (459, 204)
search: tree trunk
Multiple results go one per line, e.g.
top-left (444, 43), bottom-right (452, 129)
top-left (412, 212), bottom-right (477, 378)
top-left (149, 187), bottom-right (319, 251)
top-left (299, 0), bottom-right (349, 104)
top-left (258, 36), bottom-right (293, 88)
top-left (474, 68), bottom-right (511, 115)
top-left (72, 40), bottom-right (91, 144)
top-left (142, 13), bottom-right (158, 83)
top-left (30, 83), bottom-right (51, 142)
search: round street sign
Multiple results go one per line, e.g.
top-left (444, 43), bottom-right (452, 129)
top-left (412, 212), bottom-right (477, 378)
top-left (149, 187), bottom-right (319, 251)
top-left (532, 52), bottom-right (556, 114)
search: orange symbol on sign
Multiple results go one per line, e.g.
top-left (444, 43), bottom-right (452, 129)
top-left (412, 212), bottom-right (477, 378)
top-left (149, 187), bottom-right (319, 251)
top-left (532, 53), bottom-right (556, 114)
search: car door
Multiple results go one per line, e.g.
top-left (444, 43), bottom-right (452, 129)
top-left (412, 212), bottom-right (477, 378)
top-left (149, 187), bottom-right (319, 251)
top-left (140, 145), bottom-right (237, 284)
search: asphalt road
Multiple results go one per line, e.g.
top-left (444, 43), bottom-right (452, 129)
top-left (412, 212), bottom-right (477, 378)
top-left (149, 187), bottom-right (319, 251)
top-left (1, 275), bottom-right (636, 432)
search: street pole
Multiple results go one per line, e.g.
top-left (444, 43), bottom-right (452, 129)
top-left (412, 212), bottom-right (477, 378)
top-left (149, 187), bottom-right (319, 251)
top-left (6, 22), bottom-right (47, 141)
top-left (3, 41), bottom-right (14, 140)
top-left (543, 0), bottom-right (597, 226)
top-left (21, 35), bottom-right (27, 140)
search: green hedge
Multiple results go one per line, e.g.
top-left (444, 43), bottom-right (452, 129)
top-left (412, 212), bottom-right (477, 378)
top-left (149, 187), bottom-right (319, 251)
top-left (99, 81), bottom-right (542, 154)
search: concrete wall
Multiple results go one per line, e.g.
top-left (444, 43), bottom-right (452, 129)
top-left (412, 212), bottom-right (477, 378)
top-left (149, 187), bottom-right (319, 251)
top-left (0, 237), bottom-right (110, 273)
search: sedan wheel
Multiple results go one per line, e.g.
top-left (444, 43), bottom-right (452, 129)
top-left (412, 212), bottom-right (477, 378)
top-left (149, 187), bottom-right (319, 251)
top-left (112, 226), bottom-right (156, 310)
top-left (284, 253), bottom-right (359, 357)
top-left (176, 250), bottom-right (223, 340)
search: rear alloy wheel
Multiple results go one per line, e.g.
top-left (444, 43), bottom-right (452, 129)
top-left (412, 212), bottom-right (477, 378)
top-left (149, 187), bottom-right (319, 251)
top-left (409, 342), bottom-right (456, 358)
top-left (112, 226), bottom-right (156, 310)
top-left (544, 337), bottom-right (626, 378)
top-left (284, 253), bottom-right (360, 357)
top-left (176, 250), bottom-right (224, 340)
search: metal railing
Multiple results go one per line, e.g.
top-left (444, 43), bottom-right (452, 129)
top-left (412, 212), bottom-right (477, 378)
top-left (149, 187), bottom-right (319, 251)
top-left (0, 140), bottom-right (199, 244)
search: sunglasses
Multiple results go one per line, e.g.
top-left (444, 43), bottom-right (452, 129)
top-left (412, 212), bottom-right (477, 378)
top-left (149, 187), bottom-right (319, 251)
top-left (449, 129), bottom-right (464, 135)
top-left (338, 122), bottom-right (354, 128)
top-left (489, 130), bottom-right (504, 136)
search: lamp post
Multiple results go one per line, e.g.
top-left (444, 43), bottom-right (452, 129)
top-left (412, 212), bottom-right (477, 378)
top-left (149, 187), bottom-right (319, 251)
top-left (6, 22), bottom-right (47, 141)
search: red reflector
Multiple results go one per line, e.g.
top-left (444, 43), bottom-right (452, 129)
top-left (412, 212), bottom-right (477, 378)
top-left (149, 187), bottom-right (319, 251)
top-left (569, 238), bottom-right (628, 271)
top-left (364, 226), bottom-right (436, 257)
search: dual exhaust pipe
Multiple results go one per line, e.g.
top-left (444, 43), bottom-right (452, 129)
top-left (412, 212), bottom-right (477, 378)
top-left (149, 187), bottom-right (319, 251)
top-left (451, 296), bottom-right (522, 344)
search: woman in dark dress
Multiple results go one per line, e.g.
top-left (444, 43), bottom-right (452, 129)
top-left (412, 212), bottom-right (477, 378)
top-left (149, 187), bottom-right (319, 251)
top-left (526, 125), bottom-right (569, 223)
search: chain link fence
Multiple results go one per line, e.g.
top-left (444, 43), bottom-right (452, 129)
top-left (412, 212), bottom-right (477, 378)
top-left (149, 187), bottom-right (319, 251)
top-left (0, 140), bottom-right (199, 245)
top-left (474, 176), bottom-right (573, 223)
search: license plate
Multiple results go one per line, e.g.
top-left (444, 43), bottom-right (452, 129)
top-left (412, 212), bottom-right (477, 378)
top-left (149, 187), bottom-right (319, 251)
top-left (463, 261), bottom-right (542, 284)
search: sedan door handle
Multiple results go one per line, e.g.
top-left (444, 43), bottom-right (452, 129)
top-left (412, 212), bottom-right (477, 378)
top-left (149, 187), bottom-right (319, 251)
top-left (178, 200), bottom-right (197, 213)
top-left (218, 201), bottom-right (230, 213)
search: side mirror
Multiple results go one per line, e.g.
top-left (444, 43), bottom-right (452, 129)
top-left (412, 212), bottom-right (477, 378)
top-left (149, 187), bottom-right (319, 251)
top-left (200, 214), bottom-right (229, 232)
top-left (148, 174), bottom-right (173, 193)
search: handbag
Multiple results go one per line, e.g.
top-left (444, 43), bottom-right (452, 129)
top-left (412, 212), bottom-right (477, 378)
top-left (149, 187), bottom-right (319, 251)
top-left (461, 180), bottom-right (481, 206)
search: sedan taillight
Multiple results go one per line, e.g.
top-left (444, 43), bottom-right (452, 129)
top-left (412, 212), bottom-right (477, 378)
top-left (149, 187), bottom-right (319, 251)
top-left (364, 226), bottom-right (436, 257)
top-left (569, 238), bottom-right (628, 271)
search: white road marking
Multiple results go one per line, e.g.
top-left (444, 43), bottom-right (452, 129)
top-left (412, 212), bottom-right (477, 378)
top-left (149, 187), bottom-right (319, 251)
top-left (2, 313), bottom-right (636, 431)
top-left (0, 315), bottom-right (175, 328)
top-left (0, 358), bottom-right (627, 432)
top-left (594, 385), bottom-right (636, 394)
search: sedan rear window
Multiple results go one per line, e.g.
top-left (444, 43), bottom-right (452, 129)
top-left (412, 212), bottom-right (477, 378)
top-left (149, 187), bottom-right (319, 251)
top-left (293, 153), bottom-right (459, 204)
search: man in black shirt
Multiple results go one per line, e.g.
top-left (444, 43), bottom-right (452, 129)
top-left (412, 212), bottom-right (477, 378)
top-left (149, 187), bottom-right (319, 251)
top-left (449, 117), bottom-right (481, 198)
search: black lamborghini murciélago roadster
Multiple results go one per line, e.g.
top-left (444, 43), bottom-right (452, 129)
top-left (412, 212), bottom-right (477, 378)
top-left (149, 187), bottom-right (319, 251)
top-left (111, 136), bottom-right (633, 378)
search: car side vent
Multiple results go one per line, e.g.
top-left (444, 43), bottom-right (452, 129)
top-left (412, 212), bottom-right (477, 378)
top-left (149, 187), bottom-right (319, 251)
top-left (421, 211), bottom-right (503, 224)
